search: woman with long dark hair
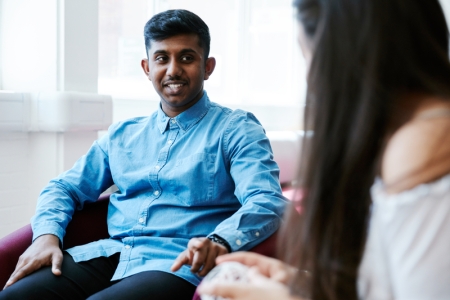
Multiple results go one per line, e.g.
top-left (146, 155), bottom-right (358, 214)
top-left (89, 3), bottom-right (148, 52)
top-left (198, 0), bottom-right (450, 299)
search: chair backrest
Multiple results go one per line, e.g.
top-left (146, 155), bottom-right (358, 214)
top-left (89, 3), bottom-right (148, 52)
top-left (63, 194), bottom-right (110, 249)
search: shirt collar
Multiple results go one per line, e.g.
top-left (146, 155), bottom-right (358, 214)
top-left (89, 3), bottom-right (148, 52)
top-left (157, 91), bottom-right (210, 134)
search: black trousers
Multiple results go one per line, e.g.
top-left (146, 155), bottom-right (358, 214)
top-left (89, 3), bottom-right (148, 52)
top-left (0, 252), bottom-right (196, 300)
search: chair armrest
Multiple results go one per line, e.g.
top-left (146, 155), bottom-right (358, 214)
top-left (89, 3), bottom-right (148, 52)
top-left (0, 224), bottom-right (33, 288)
top-left (246, 231), bottom-right (278, 258)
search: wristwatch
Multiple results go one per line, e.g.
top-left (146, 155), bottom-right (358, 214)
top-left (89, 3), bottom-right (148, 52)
top-left (207, 234), bottom-right (232, 253)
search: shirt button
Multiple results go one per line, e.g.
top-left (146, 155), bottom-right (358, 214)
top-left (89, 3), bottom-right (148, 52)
top-left (125, 245), bottom-right (131, 249)
top-left (154, 190), bottom-right (160, 196)
top-left (167, 140), bottom-right (173, 144)
top-left (155, 165), bottom-right (160, 169)
top-left (139, 217), bottom-right (144, 223)
top-left (235, 239), bottom-right (242, 246)
top-left (171, 119), bottom-right (176, 124)
top-left (255, 231), bottom-right (260, 237)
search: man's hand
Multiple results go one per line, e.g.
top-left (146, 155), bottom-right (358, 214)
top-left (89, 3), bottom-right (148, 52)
top-left (171, 237), bottom-right (229, 277)
top-left (3, 234), bottom-right (63, 290)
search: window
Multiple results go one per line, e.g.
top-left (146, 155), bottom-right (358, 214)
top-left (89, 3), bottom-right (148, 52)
top-left (98, 0), bottom-right (307, 130)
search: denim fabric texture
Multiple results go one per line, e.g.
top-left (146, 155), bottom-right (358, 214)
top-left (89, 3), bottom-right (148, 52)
top-left (31, 92), bottom-right (287, 286)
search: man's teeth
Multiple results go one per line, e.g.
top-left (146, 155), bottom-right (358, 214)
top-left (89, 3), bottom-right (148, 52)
top-left (168, 84), bottom-right (183, 88)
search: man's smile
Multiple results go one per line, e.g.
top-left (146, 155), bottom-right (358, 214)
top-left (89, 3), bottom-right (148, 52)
top-left (164, 81), bottom-right (187, 94)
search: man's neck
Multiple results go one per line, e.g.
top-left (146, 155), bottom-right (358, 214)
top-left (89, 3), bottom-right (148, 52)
top-left (160, 93), bottom-right (204, 118)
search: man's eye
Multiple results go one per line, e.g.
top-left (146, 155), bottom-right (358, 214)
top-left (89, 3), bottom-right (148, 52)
top-left (155, 56), bottom-right (167, 62)
top-left (181, 56), bottom-right (193, 62)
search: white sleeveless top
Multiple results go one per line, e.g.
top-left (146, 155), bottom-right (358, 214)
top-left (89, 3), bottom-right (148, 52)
top-left (358, 174), bottom-right (450, 299)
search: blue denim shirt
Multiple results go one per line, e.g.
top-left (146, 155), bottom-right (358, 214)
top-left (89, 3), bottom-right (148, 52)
top-left (31, 92), bottom-right (287, 286)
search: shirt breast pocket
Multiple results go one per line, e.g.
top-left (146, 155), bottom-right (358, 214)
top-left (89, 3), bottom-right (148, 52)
top-left (173, 152), bottom-right (216, 206)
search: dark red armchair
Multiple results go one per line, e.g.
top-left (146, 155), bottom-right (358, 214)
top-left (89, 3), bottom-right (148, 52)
top-left (0, 193), bottom-right (279, 291)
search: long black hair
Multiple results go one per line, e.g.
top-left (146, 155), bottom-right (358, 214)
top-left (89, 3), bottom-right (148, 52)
top-left (280, 0), bottom-right (450, 299)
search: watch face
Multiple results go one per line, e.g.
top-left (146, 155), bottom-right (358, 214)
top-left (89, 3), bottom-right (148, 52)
top-left (200, 262), bottom-right (250, 300)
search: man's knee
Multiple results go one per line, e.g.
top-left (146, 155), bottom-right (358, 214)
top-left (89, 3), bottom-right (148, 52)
top-left (0, 266), bottom-right (65, 300)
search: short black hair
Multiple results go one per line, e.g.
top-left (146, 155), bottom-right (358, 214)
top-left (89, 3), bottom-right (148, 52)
top-left (144, 9), bottom-right (211, 59)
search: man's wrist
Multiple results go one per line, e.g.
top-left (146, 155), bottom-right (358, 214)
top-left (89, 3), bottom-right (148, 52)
top-left (207, 234), bottom-right (232, 253)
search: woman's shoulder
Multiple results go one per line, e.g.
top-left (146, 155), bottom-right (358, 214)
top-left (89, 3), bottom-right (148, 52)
top-left (382, 99), bottom-right (450, 194)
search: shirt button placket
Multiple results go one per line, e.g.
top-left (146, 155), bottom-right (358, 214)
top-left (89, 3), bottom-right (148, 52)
top-left (152, 159), bottom-right (162, 198)
top-left (150, 128), bottom-right (177, 200)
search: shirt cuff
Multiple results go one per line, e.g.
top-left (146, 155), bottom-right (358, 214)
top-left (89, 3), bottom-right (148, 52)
top-left (212, 220), bottom-right (280, 252)
top-left (32, 221), bottom-right (65, 246)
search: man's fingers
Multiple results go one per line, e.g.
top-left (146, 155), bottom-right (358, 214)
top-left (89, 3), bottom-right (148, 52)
top-left (187, 237), bottom-right (205, 250)
top-left (171, 251), bottom-right (191, 272)
top-left (190, 246), bottom-right (208, 273)
top-left (5, 260), bottom-right (25, 287)
top-left (3, 235), bottom-right (62, 290)
top-left (172, 237), bottom-right (228, 275)
top-left (51, 253), bottom-right (63, 276)
top-left (3, 262), bottom-right (37, 289)
top-left (171, 238), bottom-right (206, 272)
top-left (198, 247), bottom-right (218, 277)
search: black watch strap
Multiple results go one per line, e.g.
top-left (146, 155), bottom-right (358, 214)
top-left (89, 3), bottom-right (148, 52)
top-left (207, 234), bottom-right (232, 253)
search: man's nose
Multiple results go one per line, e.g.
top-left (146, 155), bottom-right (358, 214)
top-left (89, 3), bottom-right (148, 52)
top-left (166, 60), bottom-right (182, 77)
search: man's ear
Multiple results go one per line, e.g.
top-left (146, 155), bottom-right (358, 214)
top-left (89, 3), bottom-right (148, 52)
top-left (204, 57), bottom-right (216, 80)
top-left (141, 58), bottom-right (151, 80)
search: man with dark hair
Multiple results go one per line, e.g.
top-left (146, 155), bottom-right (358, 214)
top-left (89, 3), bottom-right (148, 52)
top-left (0, 9), bottom-right (286, 300)
top-left (144, 9), bottom-right (211, 59)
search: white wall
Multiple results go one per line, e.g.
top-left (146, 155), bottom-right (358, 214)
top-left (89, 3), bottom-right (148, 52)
top-left (62, 0), bottom-right (99, 92)
top-left (1, 0), bottom-right (58, 91)
top-left (0, 0), bottom-right (102, 238)
top-left (0, 133), bottom-right (30, 236)
top-left (0, 0), bottom-right (98, 93)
